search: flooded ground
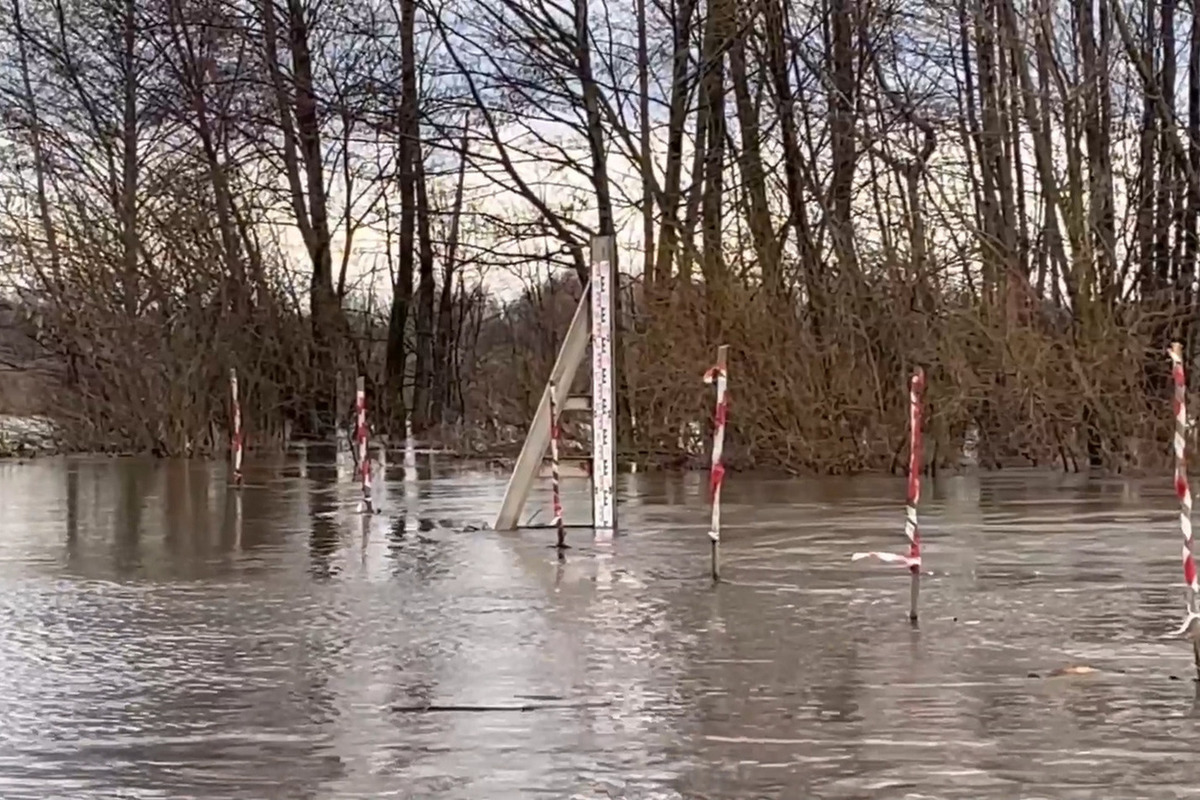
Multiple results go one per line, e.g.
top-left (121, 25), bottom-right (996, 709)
top-left (0, 452), bottom-right (1198, 798)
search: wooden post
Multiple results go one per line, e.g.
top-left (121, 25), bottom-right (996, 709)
top-left (704, 345), bottom-right (729, 581)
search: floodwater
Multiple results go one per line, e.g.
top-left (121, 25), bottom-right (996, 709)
top-left (0, 452), bottom-right (1199, 799)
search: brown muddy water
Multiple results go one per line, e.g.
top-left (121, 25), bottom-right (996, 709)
top-left (0, 453), bottom-right (1199, 799)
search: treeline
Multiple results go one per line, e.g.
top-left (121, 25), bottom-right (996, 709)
top-left (0, 0), bottom-right (1193, 470)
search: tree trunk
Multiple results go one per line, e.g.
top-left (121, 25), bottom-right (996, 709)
top-left (699, 0), bottom-right (730, 326)
top-left (411, 140), bottom-right (436, 432)
top-left (1186, 0), bottom-right (1200, 320)
top-left (119, 0), bottom-right (139, 319)
top-left (10, 0), bottom-right (63, 296)
top-left (654, 0), bottom-right (698, 289)
top-left (636, 0), bottom-right (654, 293)
top-left (1156, 0), bottom-right (1176, 297)
top-left (729, 22), bottom-right (780, 299)
top-left (432, 116), bottom-right (470, 425)
top-left (828, 0), bottom-right (859, 281)
top-left (1089, 0), bottom-right (1117, 305)
top-left (260, 0), bottom-right (340, 434)
top-left (385, 0), bottom-right (419, 431)
top-left (1136, 0), bottom-right (1158, 298)
top-left (765, 0), bottom-right (820, 329)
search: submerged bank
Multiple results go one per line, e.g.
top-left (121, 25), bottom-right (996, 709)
top-left (9, 411), bottom-right (1176, 477)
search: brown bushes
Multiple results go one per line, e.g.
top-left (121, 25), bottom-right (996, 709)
top-left (1, 248), bottom-right (1176, 478)
top-left (621, 280), bottom-right (1165, 475)
top-left (383, 267), bottom-right (1160, 476)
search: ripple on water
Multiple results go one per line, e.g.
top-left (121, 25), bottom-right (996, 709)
top-left (0, 459), bottom-right (1196, 798)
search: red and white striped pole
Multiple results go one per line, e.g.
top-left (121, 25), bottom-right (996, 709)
top-left (704, 344), bottom-right (729, 582)
top-left (229, 368), bottom-right (243, 487)
top-left (1168, 343), bottom-right (1200, 677)
top-left (905, 367), bottom-right (925, 621)
top-left (549, 381), bottom-right (566, 549)
top-left (355, 376), bottom-right (373, 514)
top-left (852, 366), bottom-right (925, 621)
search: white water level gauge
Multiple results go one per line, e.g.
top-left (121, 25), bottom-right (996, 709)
top-left (590, 236), bottom-right (617, 533)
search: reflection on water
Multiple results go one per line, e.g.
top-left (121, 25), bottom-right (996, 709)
top-left (0, 456), bottom-right (1197, 798)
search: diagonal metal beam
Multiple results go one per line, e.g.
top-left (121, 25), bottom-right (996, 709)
top-left (493, 281), bottom-right (593, 531)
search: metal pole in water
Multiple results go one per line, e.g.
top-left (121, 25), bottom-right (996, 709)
top-left (355, 376), bottom-right (373, 514)
top-left (229, 368), bottom-right (243, 487)
top-left (905, 367), bottom-right (925, 622)
top-left (549, 381), bottom-right (566, 549)
top-left (1169, 343), bottom-right (1200, 679)
top-left (703, 345), bottom-right (729, 582)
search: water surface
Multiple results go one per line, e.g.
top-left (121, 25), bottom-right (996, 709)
top-left (0, 454), bottom-right (1196, 799)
